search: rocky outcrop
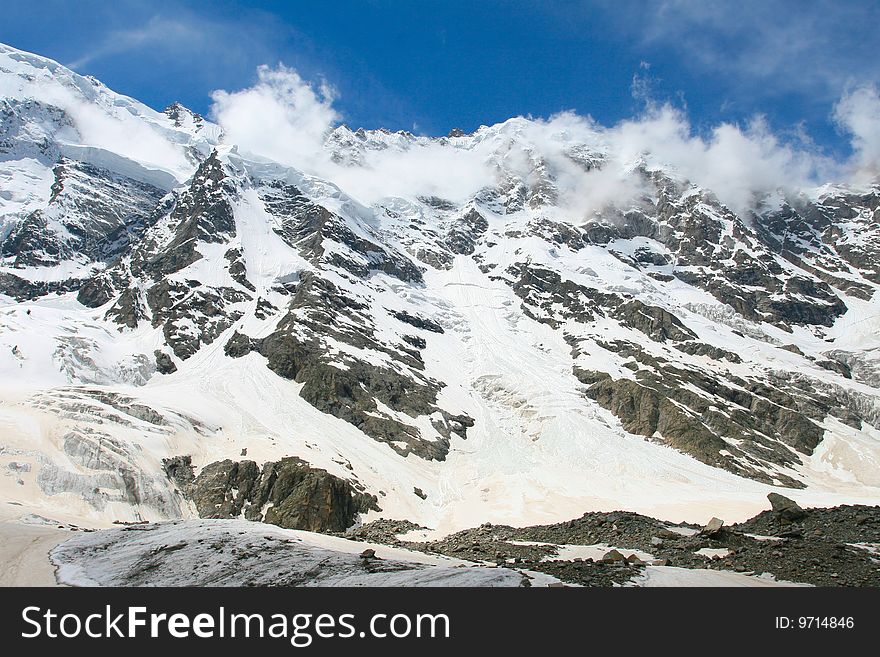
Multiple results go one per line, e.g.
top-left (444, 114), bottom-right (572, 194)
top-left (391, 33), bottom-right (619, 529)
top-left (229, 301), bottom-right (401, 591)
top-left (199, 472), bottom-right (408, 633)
top-left (348, 499), bottom-right (880, 587)
top-left (1, 158), bottom-right (166, 271)
top-left (573, 342), bottom-right (858, 487)
top-left (502, 263), bottom-right (695, 342)
top-left (144, 280), bottom-right (248, 359)
top-left (446, 207), bottom-right (488, 255)
top-left (130, 152), bottom-right (235, 279)
top-left (223, 269), bottom-right (471, 460)
top-left (168, 456), bottom-right (379, 532)
top-left (229, 326), bottom-right (469, 460)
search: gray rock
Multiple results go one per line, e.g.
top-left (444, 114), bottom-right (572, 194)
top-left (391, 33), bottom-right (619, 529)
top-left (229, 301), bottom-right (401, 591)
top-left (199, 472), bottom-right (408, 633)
top-left (601, 549), bottom-right (626, 563)
top-left (179, 456), bottom-right (380, 533)
top-left (702, 517), bottom-right (724, 536)
top-left (768, 493), bottom-right (807, 521)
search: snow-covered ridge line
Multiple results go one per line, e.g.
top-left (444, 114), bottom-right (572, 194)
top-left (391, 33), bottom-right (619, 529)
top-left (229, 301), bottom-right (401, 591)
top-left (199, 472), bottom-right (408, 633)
top-left (58, 145), bottom-right (181, 190)
top-left (0, 42), bottom-right (878, 544)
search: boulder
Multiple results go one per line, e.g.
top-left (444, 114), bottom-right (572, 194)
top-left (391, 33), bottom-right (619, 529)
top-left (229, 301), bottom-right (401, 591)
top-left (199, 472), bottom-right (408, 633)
top-left (767, 493), bottom-right (807, 522)
top-left (601, 549), bottom-right (626, 563)
top-left (701, 517), bottom-right (724, 536)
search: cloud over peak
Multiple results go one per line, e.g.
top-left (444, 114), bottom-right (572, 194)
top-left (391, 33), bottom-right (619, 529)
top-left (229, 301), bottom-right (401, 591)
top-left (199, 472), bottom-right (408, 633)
top-left (211, 64), bottom-right (339, 171)
top-left (207, 64), bottom-right (880, 217)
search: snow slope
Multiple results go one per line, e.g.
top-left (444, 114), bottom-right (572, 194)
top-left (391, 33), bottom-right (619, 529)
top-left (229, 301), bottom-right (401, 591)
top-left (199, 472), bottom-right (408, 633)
top-left (1, 43), bottom-right (879, 546)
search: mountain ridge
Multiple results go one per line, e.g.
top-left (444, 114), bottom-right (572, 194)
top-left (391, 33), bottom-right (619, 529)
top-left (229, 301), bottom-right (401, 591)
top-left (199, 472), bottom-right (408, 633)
top-left (1, 43), bottom-right (879, 535)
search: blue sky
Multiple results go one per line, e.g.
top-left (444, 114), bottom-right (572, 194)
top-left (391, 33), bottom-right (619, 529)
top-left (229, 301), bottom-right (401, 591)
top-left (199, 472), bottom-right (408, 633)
top-left (2, 0), bottom-right (879, 158)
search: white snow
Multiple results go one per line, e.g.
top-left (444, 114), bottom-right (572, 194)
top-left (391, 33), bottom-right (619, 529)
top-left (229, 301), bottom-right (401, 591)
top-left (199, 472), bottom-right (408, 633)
top-left (0, 41), bottom-right (879, 576)
top-left (694, 547), bottom-right (733, 559)
top-left (630, 566), bottom-right (810, 587)
top-left (49, 519), bottom-right (561, 587)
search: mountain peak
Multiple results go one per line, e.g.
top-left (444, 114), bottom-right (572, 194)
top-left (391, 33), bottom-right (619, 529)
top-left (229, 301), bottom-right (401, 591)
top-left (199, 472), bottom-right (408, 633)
top-left (1, 43), bottom-right (879, 552)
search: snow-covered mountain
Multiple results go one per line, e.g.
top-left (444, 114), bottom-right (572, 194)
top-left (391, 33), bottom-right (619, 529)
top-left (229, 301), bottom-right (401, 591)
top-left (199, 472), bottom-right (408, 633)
top-left (2, 43), bottom-right (880, 536)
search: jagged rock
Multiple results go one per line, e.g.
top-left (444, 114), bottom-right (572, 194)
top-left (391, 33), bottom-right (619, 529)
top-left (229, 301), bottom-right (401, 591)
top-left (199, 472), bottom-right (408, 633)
top-left (767, 493), bottom-right (807, 522)
top-left (446, 207), bottom-right (488, 255)
top-left (154, 350), bottom-right (177, 374)
top-left (674, 341), bottom-right (743, 363)
top-left (391, 309), bottom-right (445, 333)
top-left (179, 456), bottom-right (380, 533)
top-left (76, 274), bottom-right (116, 307)
top-left (0, 271), bottom-right (79, 301)
top-left (815, 359), bottom-right (852, 378)
top-left (702, 517), bottom-right (724, 536)
top-left (105, 287), bottom-right (145, 329)
top-left (161, 455), bottom-right (194, 490)
top-left (131, 152), bottom-right (236, 279)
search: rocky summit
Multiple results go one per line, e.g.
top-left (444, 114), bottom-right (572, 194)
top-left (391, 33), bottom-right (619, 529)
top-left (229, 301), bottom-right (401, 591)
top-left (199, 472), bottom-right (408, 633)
top-left (1, 43), bottom-right (880, 586)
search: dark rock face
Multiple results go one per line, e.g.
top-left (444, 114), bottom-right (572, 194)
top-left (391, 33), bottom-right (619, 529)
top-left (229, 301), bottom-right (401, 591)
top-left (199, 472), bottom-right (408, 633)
top-left (0, 271), bottom-right (80, 300)
top-left (228, 323), bottom-right (468, 460)
top-left (172, 457), bottom-right (379, 533)
top-left (131, 152), bottom-right (236, 279)
top-left (162, 455), bottom-right (195, 489)
top-left (224, 248), bottom-right (255, 292)
top-left (390, 309), bottom-right (445, 333)
top-left (583, 171), bottom-right (855, 331)
top-left (572, 339), bottom-right (868, 487)
top-left (154, 350), bottom-right (177, 374)
top-left (258, 180), bottom-right (424, 283)
top-left (760, 190), bottom-right (880, 291)
top-left (502, 263), bottom-right (695, 342)
top-left (1, 159), bottom-right (165, 270)
top-left (105, 287), bottom-right (145, 329)
top-left (815, 359), bottom-right (852, 378)
top-left (222, 263), bottom-right (470, 460)
top-left (164, 101), bottom-right (204, 128)
top-left (586, 376), bottom-right (730, 466)
top-left (0, 98), bottom-right (67, 162)
top-left (446, 207), bottom-right (488, 255)
top-left (674, 341), bottom-right (742, 363)
top-left (144, 280), bottom-right (248, 359)
top-left (76, 273), bottom-right (116, 307)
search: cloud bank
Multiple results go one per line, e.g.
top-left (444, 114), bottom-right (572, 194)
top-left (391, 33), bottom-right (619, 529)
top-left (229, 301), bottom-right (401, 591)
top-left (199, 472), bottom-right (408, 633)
top-left (209, 66), bottom-right (880, 217)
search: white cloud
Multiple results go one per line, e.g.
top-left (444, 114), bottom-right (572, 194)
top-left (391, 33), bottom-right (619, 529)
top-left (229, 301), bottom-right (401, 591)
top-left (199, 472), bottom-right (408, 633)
top-left (0, 46), bottom-right (190, 177)
top-left (65, 97), bottom-right (190, 176)
top-left (600, 106), bottom-right (831, 213)
top-left (211, 65), bottom-right (339, 171)
top-left (208, 64), bottom-right (878, 217)
top-left (209, 66), bottom-right (497, 205)
top-left (834, 84), bottom-right (880, 182)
